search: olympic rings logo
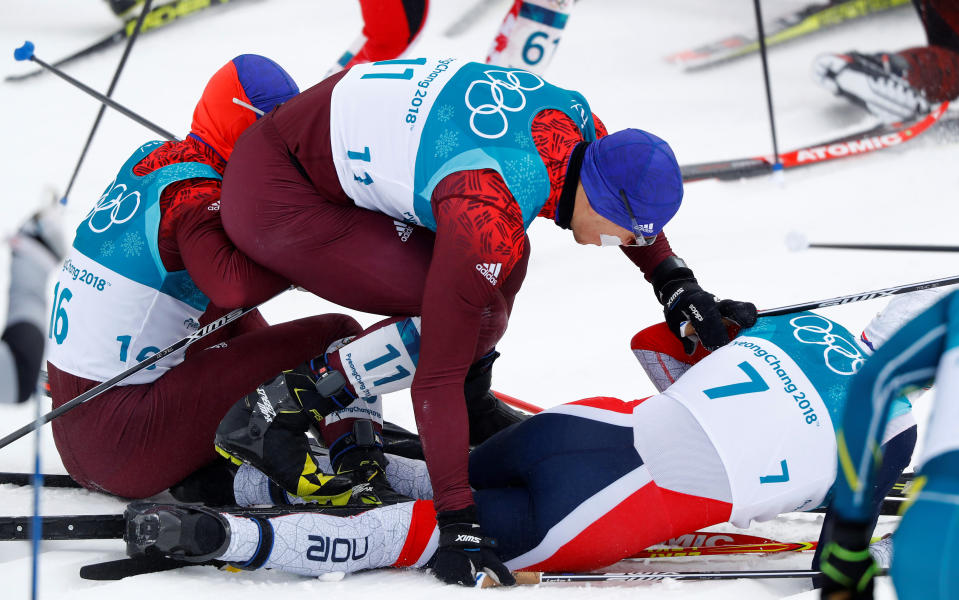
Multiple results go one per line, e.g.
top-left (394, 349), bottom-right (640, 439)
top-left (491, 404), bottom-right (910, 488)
top-left (86, 179), bottom-right (141, 234)
top-left (464, 69), bottom-right (545, 139)
top-left (789, 314), bottom-right (865, 376)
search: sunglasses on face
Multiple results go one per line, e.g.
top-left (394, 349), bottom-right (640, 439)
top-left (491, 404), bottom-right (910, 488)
top-left (619, 190), bottom-right (658, 247)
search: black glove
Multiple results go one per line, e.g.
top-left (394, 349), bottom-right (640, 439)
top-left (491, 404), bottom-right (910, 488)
top-left (431, 506), bottom-right (515, 587)
top-left (819, 519), bottom-right (878, 600)
top-left (652, 257), bottom-right (757, 354)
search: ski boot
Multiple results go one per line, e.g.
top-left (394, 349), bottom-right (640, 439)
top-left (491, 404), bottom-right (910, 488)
top-left (813, 50), bottom-right (929, 123)
top-left (464, 351), bottom-right (529, 446)
top-left (215, 363), bottom-right (369, 505)
top-left (125, 501), bottom-right (230, 563)
top-left (329, 420), bottom-right (411, 506)
top-left (106, 0), bottom-right (145, 17)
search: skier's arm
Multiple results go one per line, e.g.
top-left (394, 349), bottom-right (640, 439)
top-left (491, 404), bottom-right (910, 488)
top-left (412, 170), bottom-right (528, 513)
top-left (832, 293), bottom-right (954, 522)
top-left (413, 170), bottom-right (524, 586)
top-left (819, 292), bottom-right (953, 598)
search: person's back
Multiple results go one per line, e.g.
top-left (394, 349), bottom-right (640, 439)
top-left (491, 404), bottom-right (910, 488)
top-left (39, 55), bottom-right (366, 503)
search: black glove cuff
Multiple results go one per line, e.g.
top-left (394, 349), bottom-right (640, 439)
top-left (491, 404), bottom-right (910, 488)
top-left (650, 256), bottom-right (696, 303)
top-left (437, 506), bottom-right (479, 528)
top-left (437, 506), bottom-right (499, 549)
top-left (831, 518), bottom-right (873, 550)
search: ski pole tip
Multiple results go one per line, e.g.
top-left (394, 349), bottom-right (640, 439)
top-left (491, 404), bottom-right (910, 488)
top-left (13, 41), bottom-right (35, 62)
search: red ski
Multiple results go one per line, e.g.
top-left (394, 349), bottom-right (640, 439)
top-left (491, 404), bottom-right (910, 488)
top-left (681, 102), bottom-right (953, 182)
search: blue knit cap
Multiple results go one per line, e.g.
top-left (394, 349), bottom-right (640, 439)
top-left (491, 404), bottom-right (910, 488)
top-left (231, 54), bottom-right (299, 116)
top-left (579, 129), bottom-right (683, 237)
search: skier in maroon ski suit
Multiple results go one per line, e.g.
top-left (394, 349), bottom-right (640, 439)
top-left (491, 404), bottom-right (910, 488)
top-left (46, 56), bottom-right (360, 503)
top-left (218, 59), bottom-right (756, 586)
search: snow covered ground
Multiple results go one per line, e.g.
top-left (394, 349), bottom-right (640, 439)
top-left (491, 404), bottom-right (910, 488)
top-left (0, 0), bottom-right (955, 598)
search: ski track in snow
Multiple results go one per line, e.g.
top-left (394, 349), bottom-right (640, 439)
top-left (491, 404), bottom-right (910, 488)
top-left (0, 0), bottom-right (951, 597)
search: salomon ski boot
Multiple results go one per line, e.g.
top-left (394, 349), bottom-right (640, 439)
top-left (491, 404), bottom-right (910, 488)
top-left (125, 502), bottom-right (230, 563)
top-left (215, 364), bottom-right (364, 504)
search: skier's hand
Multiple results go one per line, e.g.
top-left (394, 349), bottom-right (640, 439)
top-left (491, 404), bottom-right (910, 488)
top-left (430, 506), bottom-right (515, 587)
top-left (652, 264), bottom-right (755, 356)
top-left (819, 519), bottom-right (878, 600)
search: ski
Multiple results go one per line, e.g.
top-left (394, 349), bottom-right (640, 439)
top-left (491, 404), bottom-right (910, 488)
top-left (0, 472), bottom-right (81, 488)
top-left (80, 555), bottom-right (222, 581)
top-left (0, 514), bottom-right (124, 541)
top-left (0, 504), bottom-right (377, 542)
top-left (665, 0), bottom-right (912, 72)
top-left (0, 510), bottom-right (862, 562)
top-left (633, 531), bottom-right (816, 558)
top-left (680, 102), bottom-right (954, 183)
top-left (6, 0), bottom-right (254, 83)
top-left (485, 567), bottom-right (883, 587)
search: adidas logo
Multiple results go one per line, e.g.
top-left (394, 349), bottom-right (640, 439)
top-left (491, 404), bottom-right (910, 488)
top-left (636, 222), bottom-right (655, 234)
top-left (475, 263), bottom-right (501, 285)
top-left (255, 387), bottom-right (275, 423)
top-left (207, 200), bottom-right (220, 212)
top-left (394, 220), bottom-right (413, 242)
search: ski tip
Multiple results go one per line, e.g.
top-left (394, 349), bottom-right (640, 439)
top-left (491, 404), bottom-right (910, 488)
top-left (785, 231), bottom-right (809, 253)
top-left (13, 41), bottom-right (35, 62)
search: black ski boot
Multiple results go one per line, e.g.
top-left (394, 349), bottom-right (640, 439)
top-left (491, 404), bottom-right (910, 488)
top-left (169, 458), bottom-right (237, 506)
top-left (329, 420), bottom-right (411, 505)
top-left (215, 364), bottom-right (366, 505)
top-left (125, 502), bottom-right (230, 563)
top-left (464, 351), bottom-right (529, 446)
top-left (106, 0), bottom-right (145, 17)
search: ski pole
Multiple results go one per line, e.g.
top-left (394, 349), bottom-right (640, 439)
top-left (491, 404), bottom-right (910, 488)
top-left (758, 274), bottom-right (959, 317)
top-left (12, 41), bottom-right (178, 141)
top-left (752, 0), bottom-right (782, 175)
top-left (0, 303), bottom-right (265, 452)
top-left (30, 381), bottom-right (42, 600)
top-left (675, 274), bottom-right (959, 344)
top-left (61, 0), bottom-right (154, 205)
top-left (797, 241), bottom-right (959, 253)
